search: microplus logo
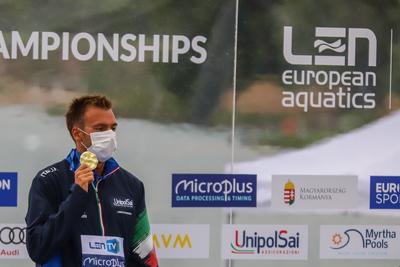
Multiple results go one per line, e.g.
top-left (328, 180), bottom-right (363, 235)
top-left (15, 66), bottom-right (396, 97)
top-left (0, 172), bottom-right (17, 207)
top-left (172, 174), bottom-right (257, 207)
top-left (283, 26), bottom-right (377, 66)
top-left (370, 176), bottom-right (400, 209)
top-left (281, 26), bottom-right (380, 112)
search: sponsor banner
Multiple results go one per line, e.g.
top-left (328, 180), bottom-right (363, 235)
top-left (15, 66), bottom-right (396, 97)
top-left (370, 176), bottom-right (400, 209)
top-left (320, 225), bottom-right (400, 259)
top-left (0, 224), bottom-right (28, 259)
top-left (152, 224), bottom-right (209, 259)
top-left (81, 235), bottom-right (125, 267)
top-left (271, 175), bottom-right (358, 209)
top-left (281, 26), bottom-right (382, 112)
top-left (0, 172), bottom-right (17, 207)
top-left (171, 174), bottom-right (257, 207)
top-left (221, 224), bottom-right (308, 260)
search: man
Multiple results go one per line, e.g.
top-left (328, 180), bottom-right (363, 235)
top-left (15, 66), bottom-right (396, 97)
top-left (26, 95), bottom-right (158, 267)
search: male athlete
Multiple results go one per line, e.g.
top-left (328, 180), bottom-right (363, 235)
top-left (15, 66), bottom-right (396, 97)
top-left (26, 95), bottom-right (158, 267)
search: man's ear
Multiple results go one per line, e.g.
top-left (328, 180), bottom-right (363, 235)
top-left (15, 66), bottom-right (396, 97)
top-left (71, 127), bottom-right (81, 144)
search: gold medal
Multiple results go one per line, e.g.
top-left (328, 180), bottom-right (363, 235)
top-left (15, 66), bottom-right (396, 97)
top-left (80, 151), bottom-right (98, 170)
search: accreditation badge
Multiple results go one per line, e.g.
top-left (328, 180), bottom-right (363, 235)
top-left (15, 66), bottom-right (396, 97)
top-left (81, 235), bottom-right (125, 267)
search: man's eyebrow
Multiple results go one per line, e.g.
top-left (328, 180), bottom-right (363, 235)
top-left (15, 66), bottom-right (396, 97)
top-left (92, 123), bottom-right (118, 128)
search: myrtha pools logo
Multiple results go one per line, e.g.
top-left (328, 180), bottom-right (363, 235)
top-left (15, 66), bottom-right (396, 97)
top-left (330, 229), bottom-right (395, 250)
top-left (320, 225), bottom-right (400, 259)
top-left (172, 174), bottom-right (257, 207)
top-left (284, 180), bottom-right (295, 205)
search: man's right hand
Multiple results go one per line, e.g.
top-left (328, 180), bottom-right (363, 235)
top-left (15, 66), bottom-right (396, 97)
top-left (74, 164), bottom-right (94, 192)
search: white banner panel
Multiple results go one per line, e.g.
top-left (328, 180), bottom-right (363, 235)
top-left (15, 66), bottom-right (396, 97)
top-left (271, 175), bottom-right (358, 209)
top-left (151, 224), bottom-right (209, 259)
top-left (0, 224), bottom-right (28, 259)
top-left (320, 225), bottom-right (400, 259)
top-left (221, 224), bottom-right (308, 260)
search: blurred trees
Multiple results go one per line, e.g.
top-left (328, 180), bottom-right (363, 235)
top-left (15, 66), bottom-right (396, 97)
top-left (0, 0), bottom-right (399, 135)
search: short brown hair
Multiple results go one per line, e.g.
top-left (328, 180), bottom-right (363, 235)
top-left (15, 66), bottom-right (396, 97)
top-left (65, 95), bottom-right (112, 136)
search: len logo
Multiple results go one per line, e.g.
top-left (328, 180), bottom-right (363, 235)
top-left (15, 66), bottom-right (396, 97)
top-left (283, 26), bottom-right (377, 66)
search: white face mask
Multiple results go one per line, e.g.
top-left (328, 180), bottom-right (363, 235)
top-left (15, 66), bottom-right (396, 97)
top-left (78, 129), bottom-right (117, 162)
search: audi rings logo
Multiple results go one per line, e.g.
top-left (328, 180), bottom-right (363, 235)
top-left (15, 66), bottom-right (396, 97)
top-left (0, 226), bottom-right (26, 245)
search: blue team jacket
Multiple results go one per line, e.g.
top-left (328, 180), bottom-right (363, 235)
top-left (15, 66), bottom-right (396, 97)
top-left (25, 149), bottom-right (156, 267)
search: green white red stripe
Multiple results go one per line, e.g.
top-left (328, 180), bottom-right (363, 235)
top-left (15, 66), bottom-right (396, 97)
top-left (132, 209), bottom-right (158, 267)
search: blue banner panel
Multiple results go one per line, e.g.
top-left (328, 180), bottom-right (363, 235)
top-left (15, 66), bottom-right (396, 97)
top-left (172, 173), bottom-right (257, 207)
top-left (0, 172), bottom-right (17, 207)
top-left (370, 176), bottom-right (400, 209)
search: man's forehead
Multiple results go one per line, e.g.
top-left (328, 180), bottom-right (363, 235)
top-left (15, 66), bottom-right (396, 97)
top-left (83, 106), bottom-right (117, 125)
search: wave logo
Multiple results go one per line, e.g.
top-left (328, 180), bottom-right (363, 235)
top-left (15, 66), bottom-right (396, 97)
top-left (314, 39), bottom-right (346, 53)
top-left (283, 26), bottom-right (377, 66)
top-left (284, 180), bottom-right (295, 205)
top-left (231, 230), bottom-right (299, 254)
top-left (330, 228), bottom-right (395, 250)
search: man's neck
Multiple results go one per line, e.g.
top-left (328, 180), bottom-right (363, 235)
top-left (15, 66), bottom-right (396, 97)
top-left (95, 161), bottom-right (105, 176)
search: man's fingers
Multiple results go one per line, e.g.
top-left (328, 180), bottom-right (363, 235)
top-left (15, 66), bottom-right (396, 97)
top-left (80, 174), bottom-right (94, 182)
top-left (77, 163), bottom-right (91, 172)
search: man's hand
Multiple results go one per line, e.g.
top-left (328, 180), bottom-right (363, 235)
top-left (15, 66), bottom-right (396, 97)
top-left (74, 164), bottom-right (94, 192)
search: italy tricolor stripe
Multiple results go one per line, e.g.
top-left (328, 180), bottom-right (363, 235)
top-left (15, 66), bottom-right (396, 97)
top-left (132, 209), bottom-right (158, 267)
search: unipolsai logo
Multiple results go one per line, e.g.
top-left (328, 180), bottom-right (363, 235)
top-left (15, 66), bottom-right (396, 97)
top-left (284, 180), bottom-right (295, 206)
top-left (283, 26), bottom-right (377, 66)
top-left (230, 229), bottom-right (300, 255)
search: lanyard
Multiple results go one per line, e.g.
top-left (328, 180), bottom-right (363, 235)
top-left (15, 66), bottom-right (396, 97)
top-left (91, 181), bottom-right (105, 236)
